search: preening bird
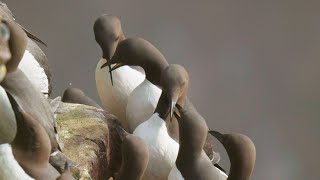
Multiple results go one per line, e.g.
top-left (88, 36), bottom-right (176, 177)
top-left (94, 15), bottom-right (145, 129)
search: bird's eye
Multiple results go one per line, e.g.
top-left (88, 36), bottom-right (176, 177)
top-left (115, 36), bottom-right (119, 41)
top-left (0, 23), bottom-right (10, 41)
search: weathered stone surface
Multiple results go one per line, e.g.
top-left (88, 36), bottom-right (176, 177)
top-left (55, 103), bottom-right (122, 180)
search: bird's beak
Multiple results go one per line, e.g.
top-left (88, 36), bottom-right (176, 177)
top-left (100, 59), bottom-right (122, 86)
top-left (170, 99), bottom-right (177, 122)
top-left (109, 63), bottom-right (124, 72)
top-left (16, 23), bottom-right (47, 47)
top-left (209, 130), bottom-right (224, 142)
top-left (115, 125), bottom-right (129, 141)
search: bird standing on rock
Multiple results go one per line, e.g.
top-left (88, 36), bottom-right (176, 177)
top-left (104, 37), bottom-right (219, 161)
top-left (102, 38), bottom-right (169, 134)
top-left (94, 15), bottom-right (145, 129)
top-left (120, 64), bottom-right (196, 180)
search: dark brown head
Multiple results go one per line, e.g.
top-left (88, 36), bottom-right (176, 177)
top-left (94, 14), bottom-right (124, 60)
top-left (9, 93), bottom-right (51, 179)
top-left (210, 131), bottom-right (256, 180)
top-left (176, 100), bottom-right (209, 156)
top-left (116, 126), bottom-right (149, 180)
top-left (62, 87), bottom-right (101, 108)
top-left (155, 64), bottom-right (189, 120)
top-left (101, 37), bottom-right (169, 86)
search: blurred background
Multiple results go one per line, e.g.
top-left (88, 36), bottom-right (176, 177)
top-left (4, 0), bottom-right (320, 179)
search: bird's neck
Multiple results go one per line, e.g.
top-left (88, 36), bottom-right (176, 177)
top-left (143, 60), bottom-right (168, 86)
top-left (227, 152), bottom-right (254, 180)
top-left (154, 93), bottom-right (170, 120)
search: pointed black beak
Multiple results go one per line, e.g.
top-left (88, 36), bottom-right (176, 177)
top-left (100, 60), bottom-right (115, 86)
top-left (16, 23), bottom-right (47, 47)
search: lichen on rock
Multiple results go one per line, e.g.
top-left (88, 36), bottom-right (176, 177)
top-left (55, 103), bottom-right (122, 180)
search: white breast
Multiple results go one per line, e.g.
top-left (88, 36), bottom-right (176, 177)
top-left (18, 50), bottom-right (49, 97)
top-left (0, 144), bottom-right (34, 180)
top-left (95, 58), bottom-right (145, 128)
top-left (126, 79), bottom-right (162, 132)
top-left (168, 164), bottom-right (184, 180)
top-left (133, 113), bottom-right (179, 180)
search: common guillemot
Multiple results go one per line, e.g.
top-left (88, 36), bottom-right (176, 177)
top-left (115, 126), bottom-right (149, 180)
top-left (209, 131), bottom-right (256, 180)
top-left (126, 64), bottom-right (196, 180)
top-left (165, 67), bottom-right (226, 180)
top-left (102, 38), bottom-right (180, 140)
top-left (94, 15), bottom-right (145, 129)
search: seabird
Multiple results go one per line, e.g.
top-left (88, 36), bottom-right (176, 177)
top-left (209, 131), bottom-right (256, 180)
top-left (102, 38), bottom-right (180, 139)
top-left (0, 18), bottom-right (59, 153)
top-left (104, 38), bottom-right (221, 160)
top-left (0, 18), bottom-right (16, 145)
top-left (115, 126), bottom-right (149, 180)
top-left (62, 87), bottom-right (101, 108)
top-left (2, 69), bottom-right (60, 153)
top-left (94, 14), bottom-right (145, 129)
top-left (123, 64), bottom-right (199, 180)
top-left (0, 93), bottom-right (57, 180)
top-left (9, 96), bottom-right (52, 179)
top-left (165, 65), bottom-right (226, 179)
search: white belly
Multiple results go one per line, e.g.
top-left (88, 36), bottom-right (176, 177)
top-left (133, 114), bottom-right (179, 180)
top-left (126, 79), bottom-right (162, 132)
top-left (0, 144), bottom-right (34, 180)
top-left (95, 58), bottom-right (145, 129)
top-left (168, 164), bottom-right (184, 180)
top-left (18, 50), bottom-right (49, 97)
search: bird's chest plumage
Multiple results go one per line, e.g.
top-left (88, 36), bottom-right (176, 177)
top-left (126, 79), bottom-right (162, 131)
top-left (95, 59), bottom-right (145, 126)
top-left (133, 114), bottom-right (179, 180)
top-left (18, 50), bottom-right (49, 97)
top-left (0, 144), bottom-right (34, 180)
